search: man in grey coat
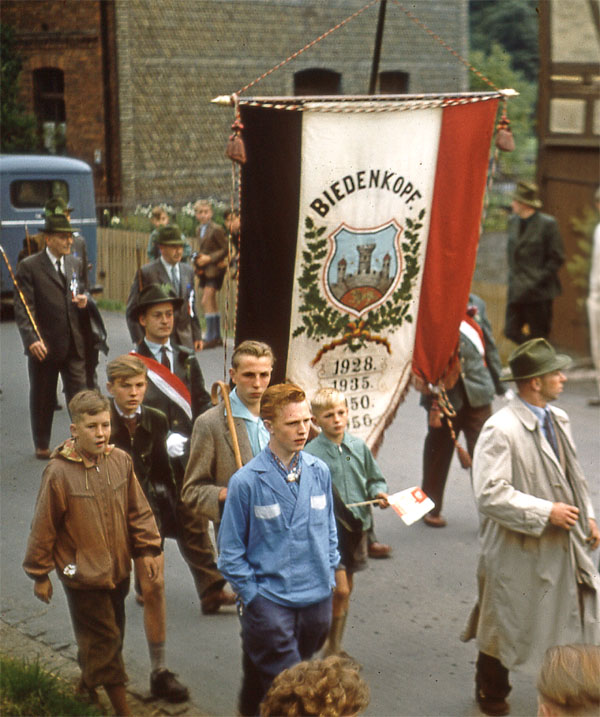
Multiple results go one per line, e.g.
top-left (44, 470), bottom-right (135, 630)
top-left (462, 338), bottom-right (600, 717)
top-left (504, 181), bottom-right (564, 345)
top-left (181, 340), bottom-right (274, 613)
top-left (126, 225), bottom-right (202, 351)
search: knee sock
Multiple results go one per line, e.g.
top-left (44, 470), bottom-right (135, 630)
top-left (149, 641), bottom-right (166, 673)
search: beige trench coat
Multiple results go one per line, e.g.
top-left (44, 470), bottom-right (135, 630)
top-left (462, 398), bottom-right (600, 674)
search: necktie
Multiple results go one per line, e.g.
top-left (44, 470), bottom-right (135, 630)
top-left (56, 259), bottom-right (66, 287)
top-left (543, 411), bottom-right (559, 457)
top-left (171, 265), bottom-right (180, 293)
top-left (160, 346), bottom-right (171, 371)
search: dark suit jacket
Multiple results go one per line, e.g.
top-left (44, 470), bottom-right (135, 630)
top-left (136, 340), bottom-right (211, 438)
top-left (195, 221), bottom-right (228, 280)
top-left (125, 259), bottom-right (201, 348)
top-left (109, 401), bottom-right (176, 532)
top-left (14, 250), bottom-right (86, 361)
top-left (507, 211), bottom-right (564, 304)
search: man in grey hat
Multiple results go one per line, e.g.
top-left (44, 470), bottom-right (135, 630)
top-left (14, 213), bottom-right (88, 458)
top-left (126, 224), bottom-right (202, 351)
top-left (504, 181), bottom-right (564, 345)
top-left (462, 338), bottom-right (600, 716)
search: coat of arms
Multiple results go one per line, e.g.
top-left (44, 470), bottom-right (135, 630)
top-left (293, 209), bottom-right (425, 365)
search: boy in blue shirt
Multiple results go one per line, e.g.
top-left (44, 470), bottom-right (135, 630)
top-left (305, 387), bottom-right (389, 659)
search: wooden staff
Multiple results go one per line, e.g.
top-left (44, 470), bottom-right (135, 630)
top-left (0, 244), bottom-right (42, 342)
top-left (24, 223), bottom-right (32, 256)
top-left (211, 380), bottom-right (243, 470)
top-left (136, 239), bottom-right (143, 291)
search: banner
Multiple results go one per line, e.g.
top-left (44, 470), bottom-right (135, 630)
top-left (237, 95), bottom-right (499, 449)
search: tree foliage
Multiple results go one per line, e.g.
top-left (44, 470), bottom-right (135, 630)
top-left (469, 0), bottom-right (539, 84)
top-left (470, 43), bottom-right (537, 179)
top-left (1, 24), bottom-right (40, 153)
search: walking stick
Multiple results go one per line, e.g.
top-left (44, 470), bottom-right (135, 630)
top-left (211, 380), bottom-right (243, 469)
top-left (0, 244), bottom-right (43, 342)
top-left (25, 223), bottom-right (32, 256)
top-left (135, 240), bottom-right (144, 291)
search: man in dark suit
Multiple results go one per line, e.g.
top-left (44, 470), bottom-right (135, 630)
top-left (131, 284), bottom-right (233, 614)
top-left (14, 213), bottom-right (88, 458)
top-left (193, 200), bottom-right (228, 348)
top-left (126, 225), bottom-right (202, 351)
top-left (504, 181), bottom-right (565, 345)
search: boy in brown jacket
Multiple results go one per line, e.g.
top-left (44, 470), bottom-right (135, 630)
top-left (23, 390), bottom-right (162, 716)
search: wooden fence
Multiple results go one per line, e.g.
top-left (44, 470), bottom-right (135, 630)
top-left (96, 228), bottom-right (238, 330)
top-left (97, 230), bottom-right (510, 358)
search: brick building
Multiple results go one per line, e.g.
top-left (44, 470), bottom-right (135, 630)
top-left (3, 0), bottom-right (469, 208)
top-left (1, 0), bottom-right (121, 201)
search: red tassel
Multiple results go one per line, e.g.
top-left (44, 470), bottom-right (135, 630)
top-left (495, 116), bottom-right (515, 152)
top-left (225, 119), bottom-right (246, 164)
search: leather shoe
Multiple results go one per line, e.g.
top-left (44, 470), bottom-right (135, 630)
top-left (203, 337), bottom-right (224, 349)
top-left (35, 448), bottom-right (51, 460)
top-left (201, 588), bottom-right (236, 614)
top-left (368, 542), bottom-right (392, 559)
top-left (150, 668), bottom-right (189, 703)
top-left (476, 690), bottom-right (509, 716)
top-left (423, 513), bottom-right (447, 528)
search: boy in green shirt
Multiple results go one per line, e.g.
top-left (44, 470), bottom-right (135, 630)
top-left (305, 388), bottom-right (389, 658)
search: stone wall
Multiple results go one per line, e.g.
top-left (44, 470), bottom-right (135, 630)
top-left (114, 0), bottom-right (469, 207)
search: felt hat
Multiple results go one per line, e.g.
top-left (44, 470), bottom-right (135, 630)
top-left (42, 213), bottom-right (78, 234)
top-left (133, 283), bottom-right (183, 319)
top-left (156, 225), bottom-right (185, 246)
top-left (501, 338), bottom-right (571, 381)
top-left (45, 196), bottom-right (74, 216)
top-left (512, 180), bottom-right (542, 209)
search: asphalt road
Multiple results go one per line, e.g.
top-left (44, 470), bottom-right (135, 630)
top-left (1, 310), bottom-right (598, 717)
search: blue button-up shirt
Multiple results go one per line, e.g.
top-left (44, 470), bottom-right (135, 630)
top-left (218, 448), bottom-right (339, 608)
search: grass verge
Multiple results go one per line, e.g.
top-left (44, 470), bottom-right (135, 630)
top-left (0, 656), bottom-right (102, 716)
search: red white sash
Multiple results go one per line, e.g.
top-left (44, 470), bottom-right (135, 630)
top-left (459, 316), bottom-right (486, 359)
top-left (130, 351), bottom-right (192, 420)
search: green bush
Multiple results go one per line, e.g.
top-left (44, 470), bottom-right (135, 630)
top-left (0, 656), bottom-right (102, 716)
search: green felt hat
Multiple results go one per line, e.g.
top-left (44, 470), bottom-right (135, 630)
top-left (134, 283), bottom-right (184, 319)
top-left (512, 180), bottom-right (542, 209)
top-left (42, 213), bottom-right (77, 234)
top-left (501, 338), bottom-right (571, 381)
top-left (156, 225), bottom-right (184, 246)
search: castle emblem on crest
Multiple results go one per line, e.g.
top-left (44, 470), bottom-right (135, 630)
top-left (324, 221), bottom-right (402, 317)
top-left (293, 210), bottom-right (425, 365)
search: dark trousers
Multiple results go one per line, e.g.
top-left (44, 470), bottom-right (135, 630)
top-left (504, 299), bottom-right (553, 344)
top-left (476, 652), bottom-right (511, 702)
top-left (63, 578), bottom-right (130, 689)
top-left (422, 402), bottom-right (491, 515)
top-left (239, 593), bottom-right (332, 716)
top-left (28, 347), bottom-right (86, 449)
top-left (175, 501), bottom-right (225, 598)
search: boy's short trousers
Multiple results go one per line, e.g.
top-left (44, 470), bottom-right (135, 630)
top-left (63, 577), bottom-right (130, 688)
top-left (198, 274), bottom-right (225, 290)
top-left (339, 531), bottom-right (368, 574)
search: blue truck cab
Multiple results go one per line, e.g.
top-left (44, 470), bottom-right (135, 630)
top-left (0, 155), bottom-right (98, 298)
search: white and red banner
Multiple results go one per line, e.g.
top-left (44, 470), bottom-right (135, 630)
top-left (237, 95), bottom-right (499, 450)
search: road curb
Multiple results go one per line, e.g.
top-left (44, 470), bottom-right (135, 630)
top-left (0, 619), bottom-right (208, 716)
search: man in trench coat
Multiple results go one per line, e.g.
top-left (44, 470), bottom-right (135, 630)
top-left (462, 338), bottom-right (600, 717)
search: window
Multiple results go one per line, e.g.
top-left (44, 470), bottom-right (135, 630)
top-left (294, 68), bottom-right (342, 96)
top-left (10, 180), bottom-right (69, 209)
top-left (33, 68), bottom-right (67, 154)
top-left (378, 71), bottom-right (410, 95)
